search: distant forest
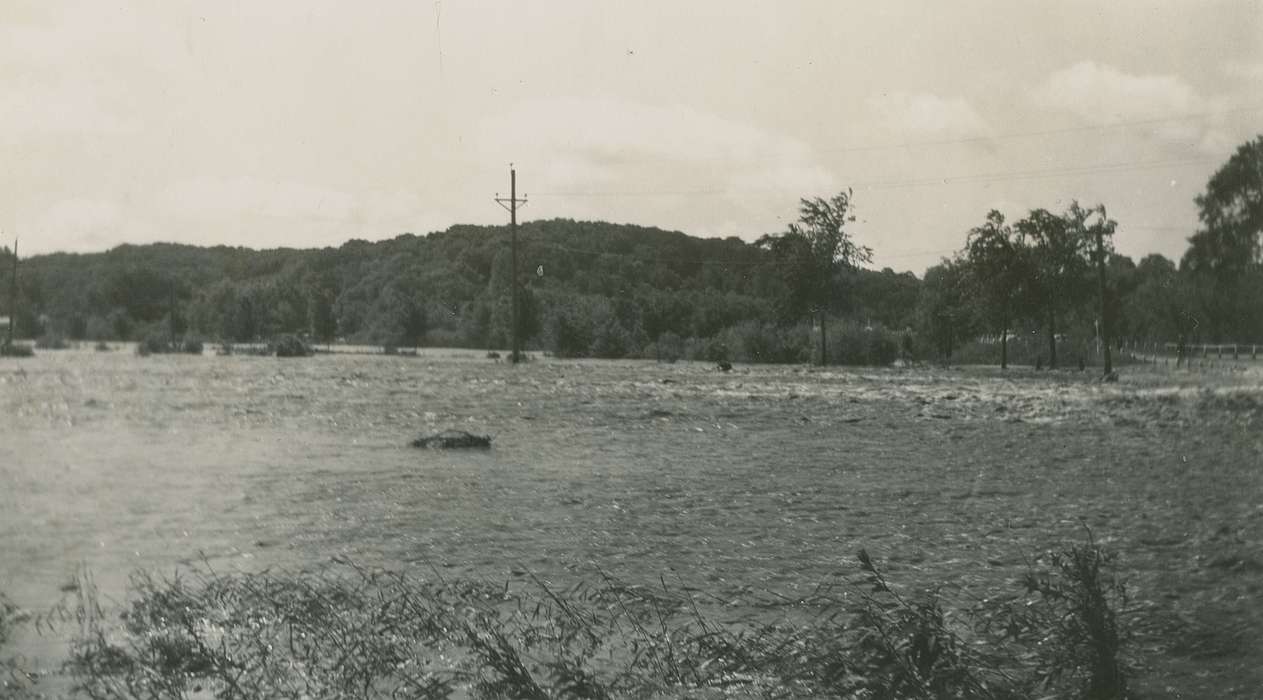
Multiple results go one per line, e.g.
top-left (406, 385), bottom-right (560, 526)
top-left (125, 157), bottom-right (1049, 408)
top-left (2, 136), bottom-right (1260, 366)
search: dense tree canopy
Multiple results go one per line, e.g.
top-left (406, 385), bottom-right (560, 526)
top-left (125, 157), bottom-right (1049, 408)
top-left (4, 136), bottom-right (1261, 365)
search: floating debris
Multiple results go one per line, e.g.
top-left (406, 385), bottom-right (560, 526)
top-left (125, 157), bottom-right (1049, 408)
top-left (410, 429), bottom-right (492, 449)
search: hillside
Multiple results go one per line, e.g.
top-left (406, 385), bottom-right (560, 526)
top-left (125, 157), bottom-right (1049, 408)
top-left (0, 219), bottom-right (923, 361)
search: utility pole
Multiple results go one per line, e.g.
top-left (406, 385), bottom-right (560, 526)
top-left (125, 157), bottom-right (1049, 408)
top-left (168, 279), bottom-right (178, 347)
top-left (6, 236), bottom-right (16, 347)
top-left (495, 166), bottom-right (527, 363)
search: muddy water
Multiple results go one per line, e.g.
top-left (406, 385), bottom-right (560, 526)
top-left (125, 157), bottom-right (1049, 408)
top-left (3, 349), bottom-right (1262, 695)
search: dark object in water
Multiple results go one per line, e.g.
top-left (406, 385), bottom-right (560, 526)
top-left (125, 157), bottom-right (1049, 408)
top-left (717, 361), bottom-right (733, 372)
top-left (411, 430), bottom-right (492, 449)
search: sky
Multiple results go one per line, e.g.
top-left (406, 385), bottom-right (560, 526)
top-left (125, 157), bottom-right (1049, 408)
top-left (2, 1), bottom-right (1261, 273)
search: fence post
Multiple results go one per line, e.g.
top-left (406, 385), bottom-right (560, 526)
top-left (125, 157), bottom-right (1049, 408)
top-left (1233, 344), bottom-right (1238, 360)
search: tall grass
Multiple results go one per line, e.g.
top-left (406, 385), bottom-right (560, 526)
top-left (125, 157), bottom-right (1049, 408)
top-left (1, 591), bottom-right (38, 697)
top-left (52, 538), bottom-right (1134, 699)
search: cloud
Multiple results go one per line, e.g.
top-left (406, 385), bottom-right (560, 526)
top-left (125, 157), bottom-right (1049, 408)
top-left (1222, 60), bottom-right (1263, 81)
top-left (1029, 61), bottom-right (1246, 153)
top-left (475, 97), bottom-right (837, 237)
top-left (478, 97), bottom-right (833, 190)
top-left (30, 197), bottom-right (124, 248)
top-left (1031, 61), bottom-right (1203, 122)
top-left (866, 92), bottom-right (990, 139)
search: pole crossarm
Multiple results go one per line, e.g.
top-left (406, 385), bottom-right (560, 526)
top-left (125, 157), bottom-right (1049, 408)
top-left (494, 167), bottom-right (526, 364)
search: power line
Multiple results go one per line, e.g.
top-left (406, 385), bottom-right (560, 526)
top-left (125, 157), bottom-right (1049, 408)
top-left (530, 156), bottom-right (1218, 199)
top-left (521, 103), bottom-right (1263, 171)
top-left (813, 103), bottom-right (1263, 157)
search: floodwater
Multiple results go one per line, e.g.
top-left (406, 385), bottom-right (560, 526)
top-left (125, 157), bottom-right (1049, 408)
top-left (3, 349), bottom-right (1262, 695)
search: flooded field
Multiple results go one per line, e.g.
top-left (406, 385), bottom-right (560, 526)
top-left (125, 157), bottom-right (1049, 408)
top-left (2, 350), bottom-right (1262, 696)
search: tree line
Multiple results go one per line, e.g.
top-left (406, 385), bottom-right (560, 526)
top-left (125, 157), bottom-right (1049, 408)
top-left (2, 135), bottom-right (1259, 366)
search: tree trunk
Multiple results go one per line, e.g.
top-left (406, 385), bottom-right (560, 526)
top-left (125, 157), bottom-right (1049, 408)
top-left (1094, 228), bottom-right (1113, 376)
top-left (1000, 322), bottom-right (1008, 370)
top-left (1048, 311), bottom-right (1058, 368)
top-left (819, 311), bottom-right (828, 366)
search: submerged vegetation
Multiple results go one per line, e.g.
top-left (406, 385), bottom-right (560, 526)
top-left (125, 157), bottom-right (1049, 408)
top-left (0, 539), bottom-right (1133, 699)
top-left (270, 333), bottom-right (312, 357)
top-left (135, 333), bottom-right (204, 356)
top-left (0, 341), bottom-right (34, 357)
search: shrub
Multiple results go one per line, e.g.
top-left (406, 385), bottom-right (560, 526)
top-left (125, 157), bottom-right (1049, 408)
top-left (56, 536), bottom-right (1133, 699)
top-left (135, 334), bottom-right (169, 356)
top-left (1014, 538), bottom-right (1130, 698)
top-left (34, 334), bottom-right (69, 350)
top-left (94, 340), bottom-right (112, 352)
top-left (179, 337), bottom-right (204, 355)
top-left (658, 331), bottom-right (683, 363)
top-left (868, 332), bottom-right (899, 366)
top-left (723, 321), bottom-right (811, 364)
top-left (0, 342), bottom-right (34, 358)
top-left (271, 334), bottom-right (312, 358)
top-left (827, 324), bottom-right (904, 366)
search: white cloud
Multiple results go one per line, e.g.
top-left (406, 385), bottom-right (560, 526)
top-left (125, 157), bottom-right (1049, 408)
top-left (30, 198), bottom-right (124, 248)
top-left (1031, 61), bottom-right (1202, 122)
top-left (1029, 61), bottom-right (1247, 154)
top-left (1222, 60), bottom-right (1263, 81)
top-left (474, 97), bottom-right (837, 238)
top-left (866, 92), bottom-right (990, 139)
top-left (478, 97), bottom-right (833, 193)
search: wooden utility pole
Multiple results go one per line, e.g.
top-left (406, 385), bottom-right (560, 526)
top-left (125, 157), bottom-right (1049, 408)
top-left (169, 279), bottom-right (178, 347)
top-left (6, 237), bottom-right (16, 347)
top-left (495, 166), bottom-right (527, 363)
top-left (1093, 223), bottom-right (1112, 375)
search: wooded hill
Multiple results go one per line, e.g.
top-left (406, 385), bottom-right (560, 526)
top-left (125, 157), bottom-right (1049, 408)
top-left (0, 219), bottom-right (921, 363)
top-left (2, 135), bottom-right (1260, 366)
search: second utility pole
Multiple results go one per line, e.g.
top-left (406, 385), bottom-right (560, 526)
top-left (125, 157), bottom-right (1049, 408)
top-left (495, 166), bottom-right (527, 363)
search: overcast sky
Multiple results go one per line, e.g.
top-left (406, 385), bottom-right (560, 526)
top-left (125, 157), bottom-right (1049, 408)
top-left (2, 1), bottom-right (1260, 272)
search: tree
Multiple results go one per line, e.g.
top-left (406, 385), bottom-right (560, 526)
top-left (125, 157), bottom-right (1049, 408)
top-left (399, 296), bottom-right (427, 349)
top-left (916, 257), bottom-right (977, 363)
top-left (1064, 202), bottom-right (1117, 375)
top-left (965, 210), bottom-right (1027, 369)
top-left (309, 289), bottom-right (338, 346)
top-left (1016, 208), bottom-right (1091, 368)
top-left (1124, 254), bottom-right (1199, 348)
top-left (1182, 135), bottom-right (1263, 340)
top-left (759, 190), bottom-right (872, 365)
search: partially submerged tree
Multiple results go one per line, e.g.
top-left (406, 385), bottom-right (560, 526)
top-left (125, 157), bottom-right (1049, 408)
top-left (1064, 202), bottom-right (1118, 375)
top-left (1016, 208), bottom-right (1091, 368)
top-left (759, 190), bottom-right (872, 365)
top-left (916, 256), bottom-right (976, 363)
top-left (965, 210), bottom-right (1027, 369)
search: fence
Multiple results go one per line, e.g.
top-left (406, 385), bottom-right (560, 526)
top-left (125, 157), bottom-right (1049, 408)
top-left (1118, 340), bottom-right (1261, 368)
